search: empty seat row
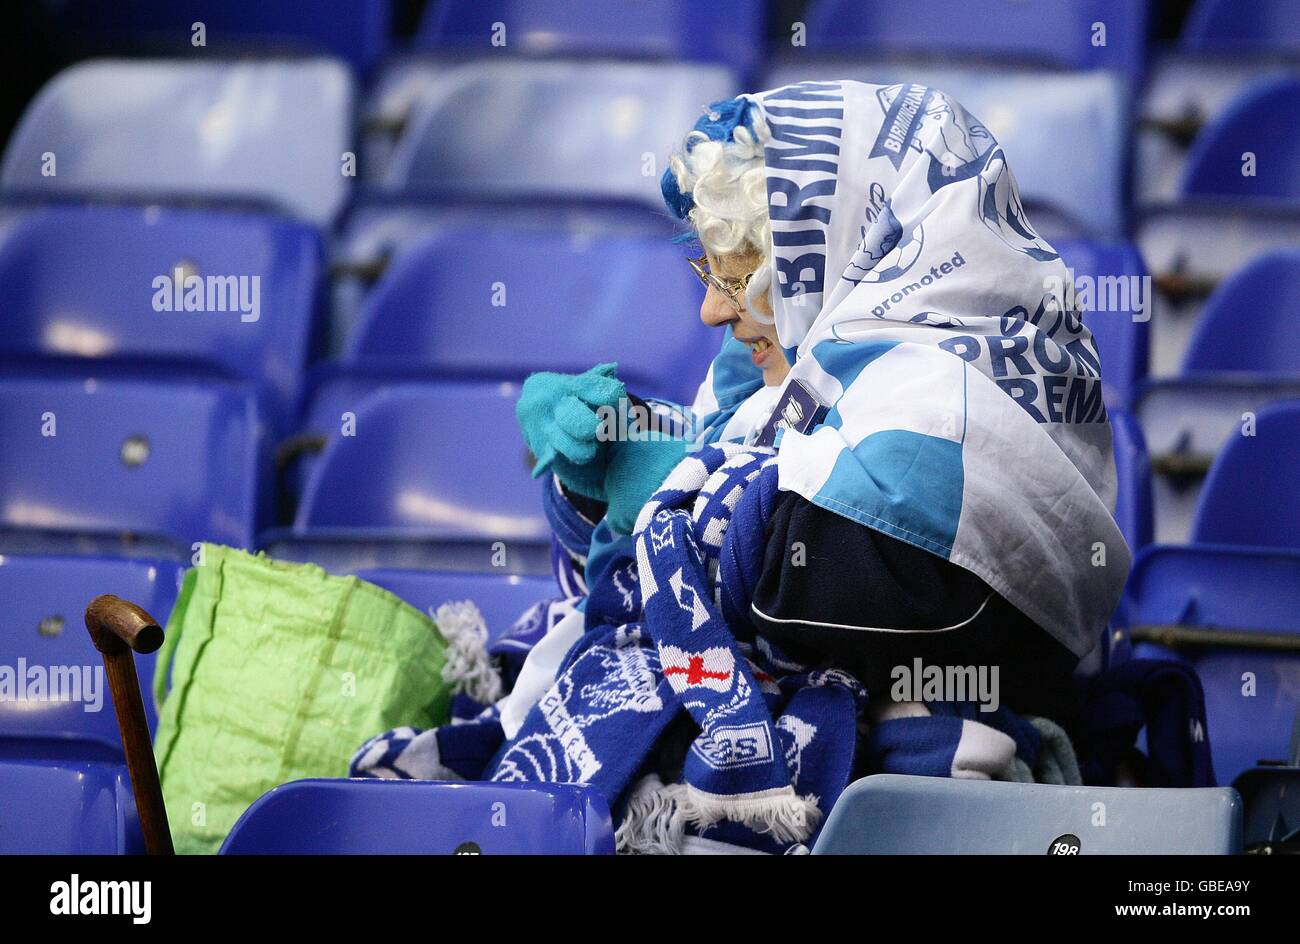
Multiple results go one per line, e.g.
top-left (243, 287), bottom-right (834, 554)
top-left (47, 0), bottom-right (391, 75)
top-left (0, 203), bottom-right (1159, 429)
top-left (0, 755), bottom-right (616, 854)
top-left (4, 761), bottom-right (1246, 854)
top-left (48, 0), bottom-right (1300, 82)
top-left (1, 55), bottom-right (742, 224)
top-left (1136, 243), bottom-right (1300, 542)
top-left (10, 10), bottom-right (1298, 232)
top-left (0, 381), bottom-right (1293, 567)
top-left (0, 204), bottom-right (716, 431)
top-left (0, 56), bottom-right (1274, 245)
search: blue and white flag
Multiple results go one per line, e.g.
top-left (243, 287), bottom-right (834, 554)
top-left (689, 80), bottom-right (1128, 659)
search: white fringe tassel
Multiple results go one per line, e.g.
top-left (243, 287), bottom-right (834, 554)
top-left (616, 775), bottom-right (822, 854)
top-left (677, 783), bottom-right (822, 845)
top-left (616, 775), bottom-right (689, 855)
top-left (433, 600), bottom-right (503, 705)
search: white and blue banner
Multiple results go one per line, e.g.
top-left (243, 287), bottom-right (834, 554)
top-left (691, 80), bottom-right (1128, 659)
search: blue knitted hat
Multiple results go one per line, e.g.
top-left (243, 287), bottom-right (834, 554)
top-left (661, 96), bottom-right (758, 221)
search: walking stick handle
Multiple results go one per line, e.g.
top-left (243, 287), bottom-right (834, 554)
top-left (85, 595), bottom-right (165, 655)
top-left (85, 594), bottom-right (174, 855)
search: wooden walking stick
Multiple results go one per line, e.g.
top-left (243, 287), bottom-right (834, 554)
top-left (85, 594), bottom-right (174, 855)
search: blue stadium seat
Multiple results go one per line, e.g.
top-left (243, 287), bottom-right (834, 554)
top-left (1110, 412), bottom-right (1153, 552)
top-left (0, 376), bottom-right (268, 556)
top-left (801, 0), bottom-right (1148, 78)
top-left (416, 0), bottom-right (764, 77)
top-left (1181, 0), bottom-right (1300, 55)
top-left (48, 0), bottom-right (390, 75)
top-left (356, 569), bottom-right (558, 642)
top-left (1, 59), bottom-right (354, 226)
top-left (0, 205), bottom-right (322, 432)
top-left (1192, 399), bottom-right (1300, 549)
top-left (328, 200), bottom-right (679, 345)
top-left (1119, 544), bottom-right (1300, 784)
top-left (814, 774), bottom-right (1242, 853)
top-left (1135, 230), bottom-right (1300, 543)
top-left (0, 759), bottom-right (143, 854)
top-left (1182, 77), bottom-right (1300, 206)
top-left (220, 779), bottom-right (615, 854)
top-left (0, 555), bottom-right (179, 757)
top-left (1182, 249), bottom-right (1300, 378)
top-left (1057, 240), bottom-right (1150, 410)
top-left (1135, 205), bottom-right (1300, 378)
top-left (269, 383), bottom-right (547, 573)
top-left (368, 59), bottom-right (738, 209)
top-left (759, 68), bottom-right (1128, 241)
top-left (322, 223), bottom-right (710, 405)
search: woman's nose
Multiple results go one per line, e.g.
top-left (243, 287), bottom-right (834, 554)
top-left (699, 286), bottom-right (738, 328)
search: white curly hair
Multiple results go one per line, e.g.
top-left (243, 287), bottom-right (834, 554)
top-left (667, 104), bottom-right (772, 263)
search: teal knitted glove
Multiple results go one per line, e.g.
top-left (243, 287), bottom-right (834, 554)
top-left (603, 433), bottom-right (688, 535)
top-left (516, 362), bottom-right (625, 501)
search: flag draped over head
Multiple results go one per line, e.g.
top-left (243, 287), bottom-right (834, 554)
top-left (689, 80), bottom-right (1129, 658)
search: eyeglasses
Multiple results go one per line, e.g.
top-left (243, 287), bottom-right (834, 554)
top-left (688, 255), bottom-right (753, 314)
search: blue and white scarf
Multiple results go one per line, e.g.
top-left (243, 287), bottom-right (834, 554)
top-left (349, 444), bottom-right (1079, 850)
top-left (491, 445), bottom-right (864, 848)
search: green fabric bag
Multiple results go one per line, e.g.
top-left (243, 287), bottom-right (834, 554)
top-left (152, 544), bottom-right (452, 854)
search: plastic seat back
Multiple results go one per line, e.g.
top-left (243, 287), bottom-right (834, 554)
top-left (1182, 77), bottom-right (1300, 206)
top-left (294, 383), bottom-right (546, 545)
top-left (0, 555), bottom-right (179, 755)
top-left (1192, 399), bottom-right (1300, 549)
top-left (1182, 249), bottom-right (1300, 377)
top-left (221, 779), bottom-right (614, 854)
top-left (0, 204), bottom-right (321, 431)
top-left (1, 59), bottom-right (354, 226)
top-left (1057, 240), bottom-right (1150, 410)
top-left (341, 224), bottom-right (710, 404)
top-left (417, 0), bottom-right (764, 76)
top-left (1181, 0), bottom-right (1300, 54)
top-left (1110, 411), bottom-right (1153, 551)
top-left (0, 759), bottom-right (142, 854)
top-left (0, 376), bottom-right (267, 555)
top-left (802, 0), bottom-right (1148, 77)
top-left (376, 59), bottom-right (738, 210)
top-left (814, 774), bottom-right (1242, 854)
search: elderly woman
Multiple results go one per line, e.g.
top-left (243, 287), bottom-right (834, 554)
top-left (517, 85), bottom-right (1125, 718)
top-left (356, 81), bottom-right (1130, 853)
